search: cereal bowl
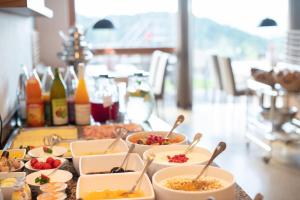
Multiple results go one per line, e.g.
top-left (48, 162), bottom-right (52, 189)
top-left (70, 139), bottom-right (129, 173)
top-left (143, 145), bottom-right (212, 178)
top-left (152, 165), bottom-right (235, 200)
top-left (76, 172), bottom-right (155, 200)
top-left (79, 153), bottom-right (144, 175)
top-left (126, 131), bottom-right (186, 156)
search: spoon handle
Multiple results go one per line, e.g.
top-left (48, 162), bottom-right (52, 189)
top-left (194, 142), bottom-right (226, 181)
top-left (104, 128), bottom-right (128, 153)
top-left (119, 144), bottom-right (135, 169)
top-left (128, 155), bottom-right (155, 194)
top-left (165, 115), bottom-right (185, 138)
top-left (184, 133), bottom-right (202, 155)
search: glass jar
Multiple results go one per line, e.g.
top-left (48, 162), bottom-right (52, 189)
top-left (126, 73), bottom-right (155, 123)
top-left (90, 75), bottom-right (119, 123)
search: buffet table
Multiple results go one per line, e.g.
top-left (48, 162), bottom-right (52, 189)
top-left (4, 115), bottom-right (253, 200)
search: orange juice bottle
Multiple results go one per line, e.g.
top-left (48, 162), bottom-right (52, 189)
top-left (26, 70), bottom-right (45, 127)
top-left (74, 63), bottom-right (90, 125)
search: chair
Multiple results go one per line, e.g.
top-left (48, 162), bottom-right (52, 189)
top-left (210, 55), bottom-right (224, 102)
top-left (211, 55), bottom-right (223, 91)
top-left (218, 56), bottom-right (251, 97)
top-left (148, 50), bottom-right (170, 99)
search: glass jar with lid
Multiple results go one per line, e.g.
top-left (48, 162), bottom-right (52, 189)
top-left (90, 75), bottom-right (119, 123)
top-left (126, 73), bottom-right (155, 123)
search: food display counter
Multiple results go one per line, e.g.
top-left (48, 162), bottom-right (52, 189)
top-left (2, 115), bottom-right (252, 200)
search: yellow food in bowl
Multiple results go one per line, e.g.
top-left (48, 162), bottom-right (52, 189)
top-left (0, 150), bottom-right (25, 159)
top-left (162, 176), bottom-right (224, 192)
top-left (84, 189), bottom-right (144, 199)
top-left (0, 178), bottom-right (17, 187)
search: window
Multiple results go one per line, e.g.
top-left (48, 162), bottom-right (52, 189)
top-left (75, 0), bottom-right (178, 48)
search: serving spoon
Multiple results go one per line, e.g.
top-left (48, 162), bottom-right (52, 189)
top-left (183, 133), bottom-right (202, 155)
top-left (104, 128), bottom-right (128, 154)
top-left (165, 115), bottom-right (185, 139)
top-left (111, 144), bottom-right (135, 173)
top-left (122, 154), bottom-right (155, 196)
top-left (193, 142), bottom-right (226, 181)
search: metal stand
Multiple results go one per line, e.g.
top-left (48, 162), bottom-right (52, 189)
top-left (246, 80), bottom-right (300, 163)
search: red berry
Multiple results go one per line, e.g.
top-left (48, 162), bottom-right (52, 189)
top-left (42, 163), bottom-right (52, 169)
top-left (46, 157), bottom-right (54, 165)
top-left (33, 162), bottom-right (42, 169)
top-left (30, 158), bottom-right (38, 166)
top-left (52, 159), bottom-right (61, 168)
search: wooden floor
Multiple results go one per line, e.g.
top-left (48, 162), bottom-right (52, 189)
top-left (159, 92), bottom-right (300, 200)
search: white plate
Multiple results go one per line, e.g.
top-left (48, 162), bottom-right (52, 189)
top-left (28, 146), bottom-right (67, 158)
top-left (0, 160), bottom-right (24, 172)
top-left (25, 157), bottom-right (66, 171)
top-left (26, 169), bottom-right (73, 187)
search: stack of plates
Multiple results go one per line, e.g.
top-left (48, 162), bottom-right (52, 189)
top-left (285, 29), bottom-right (300, 65)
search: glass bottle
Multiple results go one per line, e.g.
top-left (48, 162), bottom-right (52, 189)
top-left (90, 75), bottom-right (119, 123)
top-left (41, 66), bottom-right (54, 126)
top-left (26, 70), bottom-right (45, 127)
top-left (74, 63), bottom-right (90, 125)
top-left (64, 65), bottom-right (78, 124)
top-left (17, 64), bottom-right (29, 122)
top-left (126, 73), bottom-right (154, 123)
top-left (50, 68), bottom-right (68, 125)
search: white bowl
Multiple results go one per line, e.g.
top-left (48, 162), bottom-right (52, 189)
top-left (28, 146), bottom-right (67, 158)
top-left (25, 169), bottom-right (73, 187)
top-left (0, 172), bottom-right (26, 199)
top-left (79, 153), bottom-right (144, 176)
top-left (25, 157), bottom-right (66, 171)
top-left (152, 165), bottom-right (235, 200)
top-left (126, 131), bottom-right (186, 156)
top-left (76, 172), bottom-right (155, 200)
top-left (143, 145), bottom-right (212, 178)
top-left (71, 139), bottom-right (129, 173)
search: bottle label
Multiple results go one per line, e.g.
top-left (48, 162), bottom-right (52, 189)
top-left (27, 103), bottom-right (44, 126)
top-left (51, 98), bottom-right (68, 125)
top-left (75, 104), bottom-right (91, 125)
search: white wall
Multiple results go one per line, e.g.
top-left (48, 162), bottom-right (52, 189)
top-left (35, 0), bottom-right (72, 67)
top-left (0, 12), bottom-right (33, 121)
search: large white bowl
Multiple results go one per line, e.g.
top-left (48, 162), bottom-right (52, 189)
top-left (79, 153), bottom-right (144, 176)
top-left (152, 165), bottom-right (235, 200)
top-left (126, 131), bottom-right (186, 156)
top-left (143, 145), bottom-right (212, 178)
top-left (76, 172), bottom-right (155, 200)
top-left (70, 139), bottom-right (129, 173)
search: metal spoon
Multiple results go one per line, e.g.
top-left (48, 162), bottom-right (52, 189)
top-left (122, 154), bottom-right (155, 196)
top-left (183, 133), bottom-right (202, 155)
top-left (111, 144), bottom-right (135, 173)
top-left (193, 142), bottom-right (226, 181)
top-left (165, 115), bottom-right (185, 139)
top-left (104, 128), bottom-right (128, 154)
